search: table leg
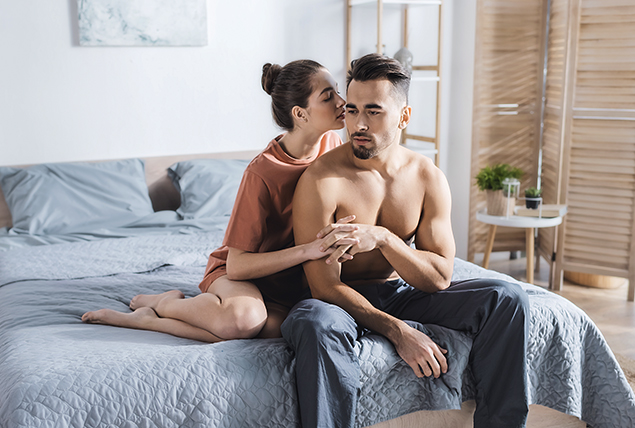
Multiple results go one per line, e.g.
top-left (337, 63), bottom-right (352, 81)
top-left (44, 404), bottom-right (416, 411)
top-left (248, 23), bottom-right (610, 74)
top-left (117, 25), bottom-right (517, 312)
top-left (483, 225), bottom-right (497, 269)
top-left (526, 227), bottom-right (535, 284)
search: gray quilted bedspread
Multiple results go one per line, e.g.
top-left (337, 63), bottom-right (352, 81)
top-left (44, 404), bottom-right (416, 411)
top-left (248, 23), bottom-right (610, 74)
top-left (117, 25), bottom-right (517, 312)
top-left (0, 233), bottom-right (633, 428)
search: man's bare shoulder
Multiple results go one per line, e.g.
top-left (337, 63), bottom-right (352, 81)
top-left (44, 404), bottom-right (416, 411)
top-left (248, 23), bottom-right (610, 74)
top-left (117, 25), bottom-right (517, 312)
top-left (399, 147), bottom-right (445, 183)
top-left (303, 143), bottom-right (351, 180)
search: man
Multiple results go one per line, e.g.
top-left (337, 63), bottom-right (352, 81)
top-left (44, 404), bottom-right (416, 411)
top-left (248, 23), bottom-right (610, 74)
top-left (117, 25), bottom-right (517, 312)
top-left (282, 53), bottom-right (529, 428)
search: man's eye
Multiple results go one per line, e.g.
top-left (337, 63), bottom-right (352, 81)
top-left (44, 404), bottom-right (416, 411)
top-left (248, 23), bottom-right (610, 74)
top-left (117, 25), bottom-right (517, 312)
top-left (369, 111), bottom-right (380, 115)
top-left (324, 94), bottom-right (332, 101)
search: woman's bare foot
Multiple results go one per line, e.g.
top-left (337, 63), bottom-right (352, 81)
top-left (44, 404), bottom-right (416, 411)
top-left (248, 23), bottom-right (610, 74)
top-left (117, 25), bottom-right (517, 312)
top-left (129, 290), bottom-right (184, 310)
top-left (82, 307), bottom-right (159, 330)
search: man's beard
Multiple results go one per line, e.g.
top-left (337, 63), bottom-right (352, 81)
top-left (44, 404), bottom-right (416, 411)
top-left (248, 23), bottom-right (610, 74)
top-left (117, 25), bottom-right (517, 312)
top-left (351, 132), bottom-right (379, 159)
top-left (352, 144), bottom-right (377, 160)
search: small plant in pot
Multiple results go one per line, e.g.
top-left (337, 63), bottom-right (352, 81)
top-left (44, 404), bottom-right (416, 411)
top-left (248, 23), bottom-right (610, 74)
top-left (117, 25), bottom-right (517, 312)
top-left (524, 187), bottom-right (542, 209)
top-left (475, 163), bottom-right (523, 216)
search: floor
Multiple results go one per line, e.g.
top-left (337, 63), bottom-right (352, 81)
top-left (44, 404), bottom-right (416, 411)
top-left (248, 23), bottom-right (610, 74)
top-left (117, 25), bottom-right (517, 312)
top-left (480, 251), bottom-right (635, 360)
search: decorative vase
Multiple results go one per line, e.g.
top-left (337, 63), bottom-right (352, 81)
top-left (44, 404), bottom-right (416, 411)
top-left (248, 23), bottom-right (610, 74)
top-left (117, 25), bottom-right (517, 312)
top-left (394, 47), bottom-right (413, 72)
top-left (486, 189), bottom-right (515, 216)
top-left (525, 198), bottom-right (541, 209)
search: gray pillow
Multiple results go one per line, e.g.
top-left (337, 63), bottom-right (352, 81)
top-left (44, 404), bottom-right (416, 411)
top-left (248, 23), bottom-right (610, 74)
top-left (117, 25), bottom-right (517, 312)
top-left (168, 159), bottom-right (249, 219)
top-left (0, 159), bottom-right (153, 234)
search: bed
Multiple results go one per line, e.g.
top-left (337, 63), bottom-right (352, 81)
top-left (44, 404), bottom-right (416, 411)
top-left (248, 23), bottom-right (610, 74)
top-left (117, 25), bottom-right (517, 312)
top-left (0, 153), bottom-right (633, 428)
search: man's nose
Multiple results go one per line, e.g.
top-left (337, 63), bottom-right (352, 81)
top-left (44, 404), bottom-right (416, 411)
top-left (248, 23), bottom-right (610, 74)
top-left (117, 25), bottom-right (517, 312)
top-left (356, 116), bottom-right (369, 131)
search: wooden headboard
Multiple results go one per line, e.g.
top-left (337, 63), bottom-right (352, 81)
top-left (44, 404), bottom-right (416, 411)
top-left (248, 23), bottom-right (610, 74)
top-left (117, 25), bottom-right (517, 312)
top-left (0, 150), bottom-right (259, 230)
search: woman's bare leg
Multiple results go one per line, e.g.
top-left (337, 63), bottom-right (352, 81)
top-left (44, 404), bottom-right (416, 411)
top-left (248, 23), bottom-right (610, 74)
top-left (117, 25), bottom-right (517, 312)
top-left (82, 307), bottom-right (223, 342)
top-left (142, 276), bottom-right (268, 340)
top-left (83, 276), bottom-right (285, 341)
top-left (258, 302), bottom-right (289, 338)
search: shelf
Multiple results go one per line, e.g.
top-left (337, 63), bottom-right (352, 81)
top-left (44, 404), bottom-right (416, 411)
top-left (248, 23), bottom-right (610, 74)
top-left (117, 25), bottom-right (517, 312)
top-left (411, 76), bottom-right (440, 82)
top-left (402, 141), bottom-right (438, 157)
top-left (346, 0), bottom-right (442, 166)
top-left (350, 0), bottom-right (441, 6)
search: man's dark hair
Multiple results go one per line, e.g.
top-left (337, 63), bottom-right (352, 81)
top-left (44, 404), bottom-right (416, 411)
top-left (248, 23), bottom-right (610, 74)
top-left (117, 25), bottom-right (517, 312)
top-left (346, 53), bottom-right (411, 103)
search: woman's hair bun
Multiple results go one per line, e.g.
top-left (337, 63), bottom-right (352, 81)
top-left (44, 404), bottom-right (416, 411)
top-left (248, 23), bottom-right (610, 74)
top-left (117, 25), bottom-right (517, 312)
top-left (261, 63), bottom-right (282, 95)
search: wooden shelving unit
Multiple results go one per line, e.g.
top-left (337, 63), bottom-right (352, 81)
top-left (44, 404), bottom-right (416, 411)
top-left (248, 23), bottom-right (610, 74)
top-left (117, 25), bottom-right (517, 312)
top-left (345, 0), bottom-right (443, 166)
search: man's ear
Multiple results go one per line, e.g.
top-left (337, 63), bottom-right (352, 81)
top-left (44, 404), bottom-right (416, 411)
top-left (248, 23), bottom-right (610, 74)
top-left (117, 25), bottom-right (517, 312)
top-left (398, 106), bottom-right (412, 129)
top-left (292, 106), bottom-right (308, 124)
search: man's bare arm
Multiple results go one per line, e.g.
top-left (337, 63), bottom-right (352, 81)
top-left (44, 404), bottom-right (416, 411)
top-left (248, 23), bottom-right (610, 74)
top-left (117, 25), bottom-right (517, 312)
top-left (378, 166), bottom-right (455, 291)
top-left (292, 168), bottom-right (448, 378)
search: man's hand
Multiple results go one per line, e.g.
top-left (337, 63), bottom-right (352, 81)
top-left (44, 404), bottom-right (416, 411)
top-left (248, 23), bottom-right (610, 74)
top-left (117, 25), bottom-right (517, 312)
top-left (324, 224), bottom-right (389, 265)
top-left (303, 215), bottom-right (360, 261)
top-left (394, 323), bottom-right (448, 378)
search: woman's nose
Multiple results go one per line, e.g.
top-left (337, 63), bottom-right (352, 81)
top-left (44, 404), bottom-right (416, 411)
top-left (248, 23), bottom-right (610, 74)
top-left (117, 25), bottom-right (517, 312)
top-left (336, 93), bottom-right (345, 107)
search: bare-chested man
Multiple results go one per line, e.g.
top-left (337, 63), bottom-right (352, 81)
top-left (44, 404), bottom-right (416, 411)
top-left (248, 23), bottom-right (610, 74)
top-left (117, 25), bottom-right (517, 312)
top-left (282, 53), bottom-right (529, 428)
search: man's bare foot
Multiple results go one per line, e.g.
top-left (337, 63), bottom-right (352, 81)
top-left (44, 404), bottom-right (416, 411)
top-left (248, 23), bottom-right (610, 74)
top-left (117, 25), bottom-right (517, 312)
top-left (82, 307), bottom-right (159, 330)
top-left (129, 290), bottom-right (184, 310)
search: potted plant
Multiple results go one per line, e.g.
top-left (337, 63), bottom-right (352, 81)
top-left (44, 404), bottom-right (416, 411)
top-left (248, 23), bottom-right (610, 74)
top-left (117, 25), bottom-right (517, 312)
top-left (524, 187), bottom-right (542, 209)
top-left (475, 163), bottom-right (523, 216)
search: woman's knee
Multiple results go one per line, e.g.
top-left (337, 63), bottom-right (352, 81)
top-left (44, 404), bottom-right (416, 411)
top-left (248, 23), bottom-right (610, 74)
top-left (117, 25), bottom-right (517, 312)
top-left (215, 298), bottom-right (268, 340)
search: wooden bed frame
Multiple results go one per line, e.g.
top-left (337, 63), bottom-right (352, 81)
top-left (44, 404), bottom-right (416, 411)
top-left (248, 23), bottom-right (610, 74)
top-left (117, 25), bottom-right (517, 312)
top-left (0, 153), bottom-right (585, 428)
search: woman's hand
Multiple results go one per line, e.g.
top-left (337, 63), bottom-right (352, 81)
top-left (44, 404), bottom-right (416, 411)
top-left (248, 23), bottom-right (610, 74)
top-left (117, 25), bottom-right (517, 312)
top-left (303, 215), bottom-right (360, 261)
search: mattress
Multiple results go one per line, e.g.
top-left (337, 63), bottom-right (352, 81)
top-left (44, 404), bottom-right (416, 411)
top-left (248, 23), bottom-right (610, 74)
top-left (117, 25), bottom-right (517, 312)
top-left (0, 230), bottom-right (634, 428)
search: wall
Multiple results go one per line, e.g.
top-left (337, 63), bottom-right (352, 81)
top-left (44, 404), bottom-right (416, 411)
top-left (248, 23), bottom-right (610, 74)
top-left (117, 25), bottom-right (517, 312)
top-left (0, 0), bottom-right (476, 258)
top-left (0, 0), bottom-right (346, 166)
top-left (445, 0), bottom-right (477, 259)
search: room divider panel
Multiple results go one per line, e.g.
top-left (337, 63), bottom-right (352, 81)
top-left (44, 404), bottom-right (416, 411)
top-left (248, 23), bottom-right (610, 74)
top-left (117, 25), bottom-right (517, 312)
top-left (468, 0), bottom-right (546, 262)
top-left (470, 0), bottom-right (635, 301)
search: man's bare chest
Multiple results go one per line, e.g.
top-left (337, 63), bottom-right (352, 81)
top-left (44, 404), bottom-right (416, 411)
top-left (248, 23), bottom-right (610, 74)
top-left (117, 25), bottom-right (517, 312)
top-left (334, 176), bottom-right (424, 241)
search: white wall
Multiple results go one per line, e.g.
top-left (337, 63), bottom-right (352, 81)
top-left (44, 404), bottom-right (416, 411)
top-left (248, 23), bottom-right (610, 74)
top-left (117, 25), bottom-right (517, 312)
top-left (445, 0), bottom-right (477, 259)
top-left (0, 0), bottom-right (346, 166)
top-left (0, 0), bottom-right (475, 257)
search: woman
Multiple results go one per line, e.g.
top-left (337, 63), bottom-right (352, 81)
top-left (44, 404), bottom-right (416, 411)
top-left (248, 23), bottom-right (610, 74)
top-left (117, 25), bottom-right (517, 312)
top-left (83, 60), bottom-right (358, 342)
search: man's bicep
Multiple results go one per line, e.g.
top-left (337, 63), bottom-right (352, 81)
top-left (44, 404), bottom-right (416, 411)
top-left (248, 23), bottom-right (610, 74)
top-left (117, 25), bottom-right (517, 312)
top-left (415, 171), bottom-right (456, 259)
top-left (293, 173), bottom-right (342, 295)
top-left (292, 174), bottom-right (335, 245)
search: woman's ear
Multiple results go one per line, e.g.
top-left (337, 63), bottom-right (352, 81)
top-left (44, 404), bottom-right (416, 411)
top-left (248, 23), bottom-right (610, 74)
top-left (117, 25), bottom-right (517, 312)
top-left (399, 106), bottom-right (412, 129)
top-left (292, 106), bottom-right (308, 124)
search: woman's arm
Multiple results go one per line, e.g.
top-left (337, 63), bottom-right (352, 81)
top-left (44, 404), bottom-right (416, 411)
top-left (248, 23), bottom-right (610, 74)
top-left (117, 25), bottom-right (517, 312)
top-left (225, 216), bottom-right (359, 281)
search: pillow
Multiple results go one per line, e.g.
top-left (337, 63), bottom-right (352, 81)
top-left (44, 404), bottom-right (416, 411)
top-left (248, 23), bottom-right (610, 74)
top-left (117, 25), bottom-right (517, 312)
top-left (168, 159), bottom-right (249, 219)
top-left (0, 159), bottom-right (154, 235)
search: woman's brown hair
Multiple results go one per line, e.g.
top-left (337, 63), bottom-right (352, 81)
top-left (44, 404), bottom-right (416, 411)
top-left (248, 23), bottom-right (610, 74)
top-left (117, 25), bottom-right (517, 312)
top-left (261, 60), bottom-right (324, 131)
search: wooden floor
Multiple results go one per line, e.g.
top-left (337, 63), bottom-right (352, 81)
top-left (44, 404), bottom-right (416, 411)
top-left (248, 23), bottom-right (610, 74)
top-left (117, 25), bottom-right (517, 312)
top-left (482, 252), bottom-right (635, 360)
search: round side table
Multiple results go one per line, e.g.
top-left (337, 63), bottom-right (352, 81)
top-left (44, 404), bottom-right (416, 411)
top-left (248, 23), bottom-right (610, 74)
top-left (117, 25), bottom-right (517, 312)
top-left (476, 210), bottom-right (563, 284)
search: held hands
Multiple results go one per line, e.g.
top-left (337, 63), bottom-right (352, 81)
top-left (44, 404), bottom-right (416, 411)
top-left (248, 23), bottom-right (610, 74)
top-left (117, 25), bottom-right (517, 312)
top-left (394, 323), bottom-right (448, 378)
top-left (304, 215), bottom-right (361, 261)
top-left (324, 223), bottom-right (389, 265)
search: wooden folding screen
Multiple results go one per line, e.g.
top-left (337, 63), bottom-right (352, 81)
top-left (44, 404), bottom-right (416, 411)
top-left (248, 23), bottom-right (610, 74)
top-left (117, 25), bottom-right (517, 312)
top-left (471, 0), bottom-right (635, 300)
top-left (536, 0), bottom-right (574, 280)
top-left (549, 0), bottom-right (635, 301)
top-left (468, 0), bottom-right (546, 261)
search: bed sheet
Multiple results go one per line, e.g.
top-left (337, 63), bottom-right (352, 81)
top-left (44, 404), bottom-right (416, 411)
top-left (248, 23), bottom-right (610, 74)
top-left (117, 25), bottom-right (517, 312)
top-left (0, 211), bottom-right (229, 251)
top-left (0, 231), bottom-right (633, 428)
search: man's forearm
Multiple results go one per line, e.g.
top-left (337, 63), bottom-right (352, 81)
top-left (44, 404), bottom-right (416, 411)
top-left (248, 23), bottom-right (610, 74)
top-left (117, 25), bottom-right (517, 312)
top-left (378, 230), bottom-right (453, 292)
top-left (317, 282), bottom-right (410, 344)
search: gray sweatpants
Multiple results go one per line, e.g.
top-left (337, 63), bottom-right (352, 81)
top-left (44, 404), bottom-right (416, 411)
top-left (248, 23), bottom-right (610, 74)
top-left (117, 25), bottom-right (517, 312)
top-left (281, 278), bottom-right (529, 428)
